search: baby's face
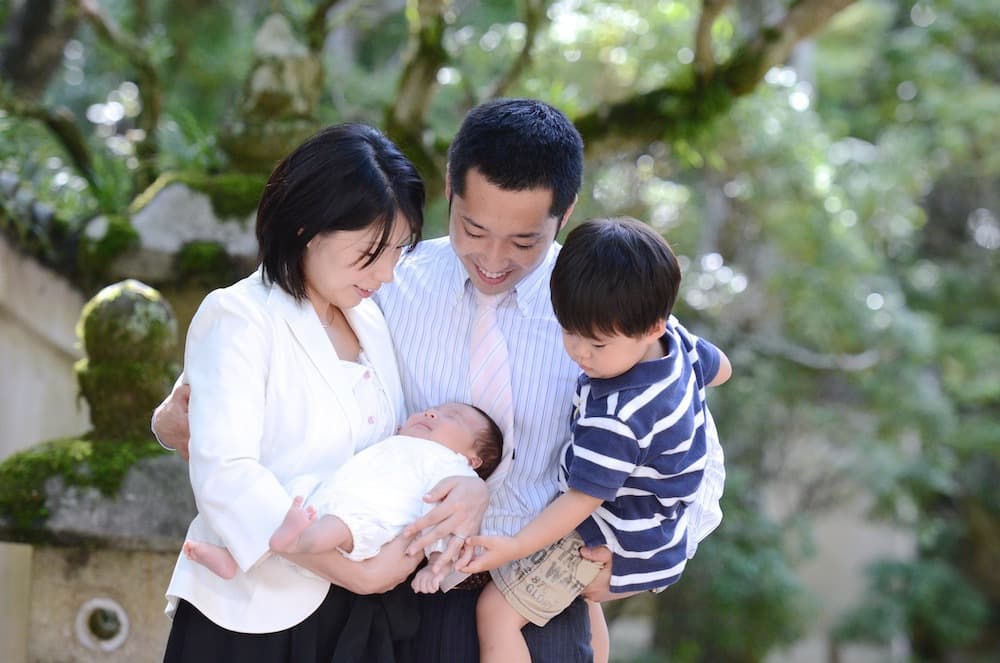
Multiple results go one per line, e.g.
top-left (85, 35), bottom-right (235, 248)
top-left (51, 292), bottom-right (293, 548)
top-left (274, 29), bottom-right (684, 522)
top-left (400, 403), bottom-right (483, 460)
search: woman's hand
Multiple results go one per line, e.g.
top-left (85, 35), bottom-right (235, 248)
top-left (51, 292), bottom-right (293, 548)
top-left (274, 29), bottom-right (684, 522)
top-left (281, 534), bottom-right (421, 595)
top-left (402, 476), bottom-right (489, 572)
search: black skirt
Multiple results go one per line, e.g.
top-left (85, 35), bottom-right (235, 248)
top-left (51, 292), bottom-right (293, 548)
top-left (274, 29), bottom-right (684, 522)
top-left (163, 583), bottom-right (419, 663)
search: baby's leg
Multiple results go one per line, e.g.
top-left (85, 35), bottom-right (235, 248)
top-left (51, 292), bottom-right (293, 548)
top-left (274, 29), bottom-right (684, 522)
top-left (183, 540), bottom-right (238, 579)
top-left (588, 600), bottom-right (610, 663)
top-left (269, 497), bottom-right (354, 554)
top-left (477, 582), bottom-right (531, 663)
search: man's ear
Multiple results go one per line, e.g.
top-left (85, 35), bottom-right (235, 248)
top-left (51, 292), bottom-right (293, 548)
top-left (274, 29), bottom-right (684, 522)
top-left (444, 169), bottom-right (452, 201)
top-left (556, 195), bottom-right (578, 234)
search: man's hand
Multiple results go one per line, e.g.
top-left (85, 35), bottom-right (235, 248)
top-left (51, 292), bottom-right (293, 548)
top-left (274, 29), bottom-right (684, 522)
top-left (579, 546), bottom-right (640, 603)
top-left (457, 535), bottom-right (521, 574)
top-left (281, 533), bottom-right (421, 595)
top-left (402, 476), bottom-right (489, 572)
top-left (153, 382), bottom-right (192, 460)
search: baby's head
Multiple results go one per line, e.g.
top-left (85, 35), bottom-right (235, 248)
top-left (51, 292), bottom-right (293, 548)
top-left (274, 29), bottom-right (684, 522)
top-left (399, 402), bottom-right (503, 480)
top-left (550, 217), bottom-right (681, 379)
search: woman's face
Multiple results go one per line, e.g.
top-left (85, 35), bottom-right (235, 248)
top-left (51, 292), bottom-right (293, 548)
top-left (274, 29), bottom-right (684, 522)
top-left (302, 212), bottom-right (413, 312)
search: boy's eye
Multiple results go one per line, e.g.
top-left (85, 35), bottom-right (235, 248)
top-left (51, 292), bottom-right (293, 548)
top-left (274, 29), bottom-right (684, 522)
top-left (591, 343), bottom-right (606, 349)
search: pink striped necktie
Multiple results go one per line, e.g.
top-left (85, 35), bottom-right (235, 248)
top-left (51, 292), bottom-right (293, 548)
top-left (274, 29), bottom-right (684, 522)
top-left (469, 290), bottom-right (514, 475)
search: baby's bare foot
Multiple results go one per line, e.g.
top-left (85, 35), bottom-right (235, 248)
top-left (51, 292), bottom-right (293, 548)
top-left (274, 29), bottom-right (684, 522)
top-left (269, 496), bottom-right (317, 553)
top-left (184, 540), bottom-right (238, 579)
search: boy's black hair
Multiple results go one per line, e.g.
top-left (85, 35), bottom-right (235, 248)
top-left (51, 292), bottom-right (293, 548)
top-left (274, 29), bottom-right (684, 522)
top-left (447, 98), bottom-right (583, 220)
top-left (469, 405), bottom-right (504, 480)
top-left (257, 123), bottom-right (425, 301)
top-left (550, 217), bottom-right (681, 338)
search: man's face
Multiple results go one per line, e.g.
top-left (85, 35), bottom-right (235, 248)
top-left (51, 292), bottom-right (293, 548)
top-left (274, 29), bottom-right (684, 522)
top-left (448, 168), bottom-right (570, 295)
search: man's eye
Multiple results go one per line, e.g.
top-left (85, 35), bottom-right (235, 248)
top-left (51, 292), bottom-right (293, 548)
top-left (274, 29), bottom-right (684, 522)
top-left (513, 243), bottom-right (534, 250)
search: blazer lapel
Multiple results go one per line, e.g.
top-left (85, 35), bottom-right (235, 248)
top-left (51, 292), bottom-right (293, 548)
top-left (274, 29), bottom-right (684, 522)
top-left (266, 284), bottom-right (357, 440)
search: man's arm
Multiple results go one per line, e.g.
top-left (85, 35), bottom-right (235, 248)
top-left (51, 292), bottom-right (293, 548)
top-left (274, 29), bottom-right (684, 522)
top-left (152, 381), bottom-right (192, 459)
top-left (460, 489), bottom-right (603, 573)
top-left (402, 476), bottom-right (489, 570)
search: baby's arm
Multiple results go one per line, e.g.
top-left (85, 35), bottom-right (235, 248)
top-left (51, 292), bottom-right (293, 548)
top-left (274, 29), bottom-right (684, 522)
top-left (460, 489), bottom-right (603, 574)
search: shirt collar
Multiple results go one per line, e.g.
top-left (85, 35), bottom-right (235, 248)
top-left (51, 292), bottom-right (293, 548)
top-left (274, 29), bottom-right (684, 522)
top-left (447, 241), bottom-right (561, 318)
top-left (584, 334), bottom-right (676, 400)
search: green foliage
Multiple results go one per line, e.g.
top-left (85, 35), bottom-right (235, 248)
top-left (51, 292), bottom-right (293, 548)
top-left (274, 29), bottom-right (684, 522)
top-left (835, 559), bottom-right (989, 651)
top-left (648, 470), bottom-right (811, 662)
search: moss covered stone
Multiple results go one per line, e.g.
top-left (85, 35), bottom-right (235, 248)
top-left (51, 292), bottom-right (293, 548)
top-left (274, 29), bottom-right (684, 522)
top-left (0, 280), bottom-right (182, 538)
top-left (75, 280), bottom-right (179, 439)
top-left (0, 436), bottom-right (163, 532)
top-left (130, 171), bottom-right (266, 221)
top-left (77, 214), bottom-right (140, 284)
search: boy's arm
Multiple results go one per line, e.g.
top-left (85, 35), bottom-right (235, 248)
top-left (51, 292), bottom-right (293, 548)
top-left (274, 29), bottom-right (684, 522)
top-left (709, 348), bottom-right (732, 386)
top-left (460, 489), bottom-right (603, 573)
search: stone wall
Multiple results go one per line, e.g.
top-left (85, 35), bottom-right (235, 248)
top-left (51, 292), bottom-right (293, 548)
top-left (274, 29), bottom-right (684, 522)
top-left (1, 235), bottom-right (92, 663)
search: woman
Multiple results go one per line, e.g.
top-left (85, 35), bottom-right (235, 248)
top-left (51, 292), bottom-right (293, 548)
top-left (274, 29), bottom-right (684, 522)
top-left (163, 123), bottom-right (427, 662)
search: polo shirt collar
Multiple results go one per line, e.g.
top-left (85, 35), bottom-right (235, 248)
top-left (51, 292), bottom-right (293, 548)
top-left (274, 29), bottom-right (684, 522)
top-left (584, 334), bottom-right (675, 400)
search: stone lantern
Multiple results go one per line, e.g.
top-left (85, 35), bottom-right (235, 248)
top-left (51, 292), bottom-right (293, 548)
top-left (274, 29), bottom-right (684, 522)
top-left (0, 280), bottom-right (195, 662)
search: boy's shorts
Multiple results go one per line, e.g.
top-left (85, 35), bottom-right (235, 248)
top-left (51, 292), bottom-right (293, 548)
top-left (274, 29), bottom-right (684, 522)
top-left (491, 530), bottom-right (603, 626)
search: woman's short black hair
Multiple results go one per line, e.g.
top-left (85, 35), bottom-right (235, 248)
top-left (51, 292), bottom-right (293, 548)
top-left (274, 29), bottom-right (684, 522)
top-left (469, 405), bottom-right (504, 481)
top-left (550, 217), bottom-right (681, 338)
top-left (256, 123), bottom-right (425, 300)
top-left (447, 98), bottom-right (583, 220)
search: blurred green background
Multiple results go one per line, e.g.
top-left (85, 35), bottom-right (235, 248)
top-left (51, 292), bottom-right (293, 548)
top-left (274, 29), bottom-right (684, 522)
top-left (1, 1), bottom-right (998, 661)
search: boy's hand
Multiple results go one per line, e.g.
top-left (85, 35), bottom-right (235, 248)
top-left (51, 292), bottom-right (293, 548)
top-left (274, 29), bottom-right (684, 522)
top-left (457, 535), bottom-right (521, 574)
top-left (403, 476), bottom-right (488, 561)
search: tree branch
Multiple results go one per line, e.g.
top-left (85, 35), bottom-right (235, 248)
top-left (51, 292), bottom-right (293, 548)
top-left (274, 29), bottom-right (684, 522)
top-left (72, 0), bottom-right (161, 186)
top-left (748, 332), bottom-right (880, 372)
top-left (385, 0), bottom-right (451, 199)
top-left (0, 90), bottom-right (96, 189)
top-left (693, 0), bottom-right (730, 85)
top-left (305, 0), bottom-right (348, 53)
top-left (483, 0), bottom-right (548, 100)
top-left (574, 0), bottom-right (856, 153)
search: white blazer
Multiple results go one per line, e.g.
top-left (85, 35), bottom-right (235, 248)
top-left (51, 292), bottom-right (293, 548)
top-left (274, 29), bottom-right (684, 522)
top-left (164, 270), bottom-right (405, 633)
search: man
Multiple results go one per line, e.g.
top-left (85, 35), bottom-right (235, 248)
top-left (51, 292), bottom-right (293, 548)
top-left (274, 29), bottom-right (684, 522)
top-left (154, 98), bottom-right (724, 661)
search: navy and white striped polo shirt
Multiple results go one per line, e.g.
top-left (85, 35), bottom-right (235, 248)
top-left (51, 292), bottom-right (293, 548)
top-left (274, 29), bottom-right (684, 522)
top-left (560, 317), bottom-right (722, 593)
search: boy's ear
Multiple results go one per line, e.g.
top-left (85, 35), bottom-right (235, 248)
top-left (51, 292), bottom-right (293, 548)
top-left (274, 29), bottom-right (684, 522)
top-left (644, 318), bottom-right (667, 341)
top-left (468, 455), bottom-right (483, 470)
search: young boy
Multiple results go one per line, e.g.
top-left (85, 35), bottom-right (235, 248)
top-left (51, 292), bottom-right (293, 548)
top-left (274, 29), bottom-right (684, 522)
top-left (459, 217), bottom-right (732, 663)
top-left (184, 401), bottom-right (502, 591)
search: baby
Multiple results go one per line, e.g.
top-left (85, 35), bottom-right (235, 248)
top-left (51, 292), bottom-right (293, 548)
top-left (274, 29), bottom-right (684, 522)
top-left (183, 402), bottom-right (502, 586)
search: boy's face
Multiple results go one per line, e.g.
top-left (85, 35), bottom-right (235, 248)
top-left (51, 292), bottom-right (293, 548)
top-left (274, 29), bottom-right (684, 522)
top-left (447, 168), bottom-right (570, 296)
top-left (561, 324), bottom-right (665, 380)
top-left (399, 403), bottom-right (484, 470)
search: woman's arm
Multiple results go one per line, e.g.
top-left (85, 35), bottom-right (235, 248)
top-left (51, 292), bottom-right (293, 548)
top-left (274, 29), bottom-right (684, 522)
top-left (281, 534), bottom-right (422, 594)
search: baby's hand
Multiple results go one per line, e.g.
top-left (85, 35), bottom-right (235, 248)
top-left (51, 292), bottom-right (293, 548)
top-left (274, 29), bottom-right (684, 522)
top-left (411, 566), bottom-right (444, 593)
